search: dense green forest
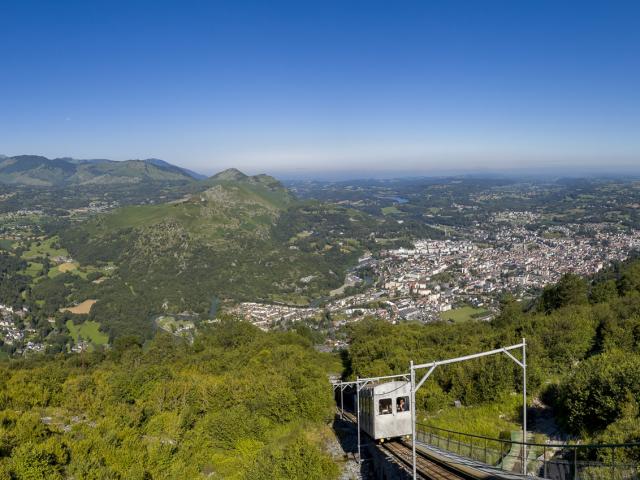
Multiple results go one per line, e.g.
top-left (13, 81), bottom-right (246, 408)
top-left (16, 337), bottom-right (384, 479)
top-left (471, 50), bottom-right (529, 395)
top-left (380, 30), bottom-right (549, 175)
top-left (4, 169), bottom-right (640, 475)
top-left (0, 320), bottom-right (340, 479)
top-left (3, 258), bottom-right (640, 477)
top-left (343, 258), bottom-right (640, 461)
top-left (0, 252), bottom-right (29, 308)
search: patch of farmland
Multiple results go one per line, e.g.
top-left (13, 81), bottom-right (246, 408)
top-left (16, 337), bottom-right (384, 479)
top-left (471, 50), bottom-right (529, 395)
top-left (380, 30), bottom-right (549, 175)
top-left (60, 299), bottom-right (97, 315)
top-left (66, 320), bottom-right (108, 346)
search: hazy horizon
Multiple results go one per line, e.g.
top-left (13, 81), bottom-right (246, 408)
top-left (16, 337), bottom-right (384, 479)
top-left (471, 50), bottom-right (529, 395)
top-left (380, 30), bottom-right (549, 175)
top-left (3, 151), bottom-right (640, 181)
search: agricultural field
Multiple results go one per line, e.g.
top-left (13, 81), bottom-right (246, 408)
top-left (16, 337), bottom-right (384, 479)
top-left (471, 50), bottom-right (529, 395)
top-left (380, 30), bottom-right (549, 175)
top-left (65, 320), bottom-right (109, 346)
top-left (47, 261), bottom-right (80, 278)
top-left (76, 262), bottom-right (115, 281)
top-left (381, 206), bottom-right (401, 215)
top-left (18, 233), bottom-right (114, 282)
top-left (60, 299), bottom-right (97, 315)
top-left (440, 306), bottom-right (490, 323)
top-left (25, 261), bottom-right (43, 277)
top-left (22, 236), bottom-right (70, 260)
top-left (58, 262), bottom-right (78, 273)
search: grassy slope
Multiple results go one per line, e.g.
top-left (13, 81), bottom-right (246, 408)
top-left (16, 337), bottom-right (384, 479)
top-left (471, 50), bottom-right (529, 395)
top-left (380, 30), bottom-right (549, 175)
top-left (66, 319), bottom-right (109, 346)
top-left (25, 262), bottom-right (43, 277)
top-left (94, 179), bottom-right (290, 236)
top-left (382, 206), bottom-right (401, 215)
top-left (22, 237), bottom-right (69, 259)
top-left (422, 394), bottom-right (521, 438)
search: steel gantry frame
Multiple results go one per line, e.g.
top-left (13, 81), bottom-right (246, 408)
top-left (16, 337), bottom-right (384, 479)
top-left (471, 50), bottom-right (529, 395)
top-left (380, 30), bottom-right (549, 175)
top-left (331, 380), bottom-right (352, 420)
top-left (331, 339), bottom-right (527, 479)
top-left (409, 339), bottom-right (527, 480)
top-left (332, 372), bottom-right (409, 464)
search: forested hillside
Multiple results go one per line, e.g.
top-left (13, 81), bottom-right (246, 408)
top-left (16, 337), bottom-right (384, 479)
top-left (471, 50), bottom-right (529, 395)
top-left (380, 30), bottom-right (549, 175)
top-left (3, 253), bottom-right (640, 477)
top-left (51, 171), bottom-right (415, 340)
top-left (0, 320), bottom-right (340, 479)
top-left (344, 257), bottom-right (640, 461)
top-left (54, 172), bottom-right (356, 337)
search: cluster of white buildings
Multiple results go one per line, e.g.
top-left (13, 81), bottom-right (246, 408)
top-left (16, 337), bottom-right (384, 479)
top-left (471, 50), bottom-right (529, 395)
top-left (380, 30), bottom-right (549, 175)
top-left (68, 200), bottom-right (119, 216)
top-left (7, 209), bottom-right (44, 217)
top-left (378, 221), bottom-right (640, 316)
top-left (234, 218), bottom-right (640, 331)
top-left (0, 304), bottom-right (49, 355)
top-left (0, 304), bottom-right (32, 347)
top-left (0, 314), bottom-right (23, 344)
top-left (229, 302), bottom-right (318, 330)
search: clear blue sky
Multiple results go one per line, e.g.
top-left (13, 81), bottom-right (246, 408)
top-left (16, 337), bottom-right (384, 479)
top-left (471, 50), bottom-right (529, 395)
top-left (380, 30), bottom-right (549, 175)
top-left (1, 0), bottom-right (639, 176)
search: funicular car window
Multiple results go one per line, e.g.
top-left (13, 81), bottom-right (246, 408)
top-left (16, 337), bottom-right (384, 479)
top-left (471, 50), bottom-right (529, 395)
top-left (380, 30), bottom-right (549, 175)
top-left (396, 396), bottom-right (410, 412)
top-left (378, 398), bottom-right (392, 415)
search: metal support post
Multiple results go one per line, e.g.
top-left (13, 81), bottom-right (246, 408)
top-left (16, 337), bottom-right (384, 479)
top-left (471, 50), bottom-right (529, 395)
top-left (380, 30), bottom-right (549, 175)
top-left (356, 377), bottom-right (361, 464)
top-left (522, 338), bottom-right (527, 475)
top-left (409, 341), bottom-right (527, 475)
top-left (410, 361), bottom-right (417, 480)
top-left (612, 447), bottom-right (615, 480)
top-left (340, 385), bottom-right (344, 420)
top-left (484, 438), bottom-right (487, 463)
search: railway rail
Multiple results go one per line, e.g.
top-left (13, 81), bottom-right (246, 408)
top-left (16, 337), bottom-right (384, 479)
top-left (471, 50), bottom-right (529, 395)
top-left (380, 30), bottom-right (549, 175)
top-left (339, 409), bottom-right (478, 480)
top-left (380, 440), bottom-right (471, 480)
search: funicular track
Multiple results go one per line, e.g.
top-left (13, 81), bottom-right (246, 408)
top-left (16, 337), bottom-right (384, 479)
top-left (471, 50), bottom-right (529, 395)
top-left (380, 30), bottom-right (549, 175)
top-left (333, 342), bottom-right (528, 480)
top-left (380, 440), bottom-right (473, 480)
top-left (341, 410), bottom-right (475, 480)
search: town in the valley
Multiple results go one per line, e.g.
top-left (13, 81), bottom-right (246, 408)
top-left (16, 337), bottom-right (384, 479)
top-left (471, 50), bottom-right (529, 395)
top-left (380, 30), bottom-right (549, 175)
top-left (232, 217), bottom-right (640, 339)
top-left (1, 207), bottom-right (639, 355)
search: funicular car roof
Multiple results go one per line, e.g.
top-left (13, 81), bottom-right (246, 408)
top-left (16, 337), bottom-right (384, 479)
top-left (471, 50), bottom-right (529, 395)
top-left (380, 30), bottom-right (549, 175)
top-left (370, 380), bottom-right (410, 396)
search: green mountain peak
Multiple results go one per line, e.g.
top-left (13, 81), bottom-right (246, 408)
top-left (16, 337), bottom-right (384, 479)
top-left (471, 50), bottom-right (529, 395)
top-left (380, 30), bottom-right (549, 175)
top-left (211, 168), bottom-right (249, 182)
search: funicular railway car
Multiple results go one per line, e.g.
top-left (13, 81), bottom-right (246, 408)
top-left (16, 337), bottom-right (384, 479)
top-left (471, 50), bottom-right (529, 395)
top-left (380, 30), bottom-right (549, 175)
top-left (360, 380), bottom-right (412, 441)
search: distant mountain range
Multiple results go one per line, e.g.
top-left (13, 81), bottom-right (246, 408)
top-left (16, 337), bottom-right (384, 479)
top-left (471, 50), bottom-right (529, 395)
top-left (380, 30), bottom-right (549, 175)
top-left (0, 155), bottom-right (206, 186)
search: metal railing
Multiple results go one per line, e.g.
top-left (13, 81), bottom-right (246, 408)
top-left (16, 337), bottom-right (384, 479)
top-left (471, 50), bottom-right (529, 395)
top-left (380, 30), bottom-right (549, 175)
top-left (417, 424), bottom-right (640, 480)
